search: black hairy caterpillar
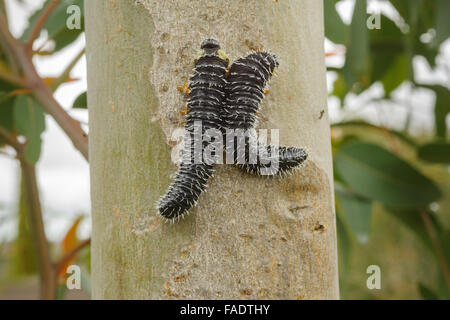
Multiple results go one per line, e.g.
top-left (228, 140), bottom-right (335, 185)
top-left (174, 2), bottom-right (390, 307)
top-left (223, 51), bottom-right (308, 175)
top-left (238, 145), bottom-right (308, 176)
top-left (223, 51), bottom-right (279, 130)
top-left (157, 39), bottom-right (229, 221)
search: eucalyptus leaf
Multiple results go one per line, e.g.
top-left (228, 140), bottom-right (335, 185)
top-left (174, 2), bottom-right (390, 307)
top-left (418, 84), bottom-right (450, 138)
top-left (324, 0), bottom-right (348, 44)
top-left (0, 95), bottom-right (15, 147)
top-left (331, 72), bottom-right (348, 105)
top-left (381, 53), bottom-right (408, 96)
top-left (336, 190), bottom-right (372, 244)
top-left (335, 142), bottom-right (442, 209)
top-left (72, 91), bottom-right (87, 109)
top-left (370, 15), bottom-right (406, 84)
top-left (21, 0), bottom-right (84, 53)
top-left (342, 0), bottom-right (370, 90)
top-left (336, 215), bottom-right (352, 299)
top-left (332, 120), bottom-right (418, 147)
top-left (418, 283), bottom-right (440, 300)
top-left (434, 0), bottom-right (450, 46)
top-left (13, 95), bottom-right (46, 164)
top-left (386, 208), bottom-right (434, 251)
top-left (418, 141), bottom-right (450, 164)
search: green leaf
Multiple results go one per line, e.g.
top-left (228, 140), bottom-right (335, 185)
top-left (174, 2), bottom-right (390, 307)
top-left (336, 215), bottom-right (352, 299)
top-left (381, 53), bottom-right (408, 96)
top-left (0, 96), bottom-right (14, 130)
top-left (13, 95), bottom-right (46, 164)
top-left (389, 1), bottom-right (439, 68)
top-left (418, 283), bottom-right (440, 300)
top-left (342, 0), bottom-right (370, 90)
top-left (335, 141), bottom-right (442, 209)
top-left (390, 0), bottom-right (422, 28)
top-left (433, 86), bottom-right (450, 139)
top-left (324, 0), bottom-right (348, 44)
top-left (413, 1), bottom-right (439, 68)
top-left (51, 17), bottom-right (84, 53)
top-left (434, 0), bottom-right (450, 46)
top-left (331, 120), bottom-right (418, 147)
top-left (21, 0), bottom-right (84, 53)
top-left (387, 208), bottom-right (435, 250)
top-left (56, 284), bottom-right (68, 300)
top-left (418, 84), bottom-right (450, 138)
top-left (11, 176), bottom-right (37, 276)
top-left (336, 190), bottom-right (372, 244)
top-left (0, 91), bottom-right (8, 103)
top-left (415, 40), bottom-right (439, 69)
top-left (439, 230), bottom-right (450, 268)
top-left (0, 95), bottom-right (15, 147)
top-left (72, 91), bottom-right (87, 109)
top-left (331, 72), bottom-right (349, 105)
top-left (417, 141), bottom-right (450, 164)
top-left (370, 15), bottom-right (406, 84)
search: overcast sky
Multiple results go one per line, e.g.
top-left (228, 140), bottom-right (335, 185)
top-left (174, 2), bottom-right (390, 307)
top-left (0, 0), bottom-right (448, 242)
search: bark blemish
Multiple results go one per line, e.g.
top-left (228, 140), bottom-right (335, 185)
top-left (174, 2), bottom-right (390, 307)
top-left (313, 223), bottom-right (325, 232)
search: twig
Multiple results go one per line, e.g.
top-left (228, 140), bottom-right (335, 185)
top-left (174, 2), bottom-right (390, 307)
top-left (54, 238), bottom-right (91, 275)
top-left (21, 156), bottom-right (56, 299)
top-left (0, 0), bottom-right (7, 25)
top-left (51, 47), bottom-right (85, 91)
top-left (0, 12), bottom-right (19, 74)
top-left (420, 210), bottom-right (450, 292)
top-left (0, 126), bottom-right (56, 299)
top-left (0, 126), bottom-right (23, 154)
top-left (0, 13), bottom-right (88, 160)
top-left (25, 0), bottom-right (61, 54)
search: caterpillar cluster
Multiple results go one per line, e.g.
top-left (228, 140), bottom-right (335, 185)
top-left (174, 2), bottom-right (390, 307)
top-left (157, 39), bottom-right (308, 221)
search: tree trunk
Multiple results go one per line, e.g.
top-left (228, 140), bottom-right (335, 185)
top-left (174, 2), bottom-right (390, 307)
top-left (85, 0), bottom-right (338, 299)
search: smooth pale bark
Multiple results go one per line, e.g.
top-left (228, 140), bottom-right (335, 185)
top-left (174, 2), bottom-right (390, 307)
top-left (85, 0), bottom-right (338, 299)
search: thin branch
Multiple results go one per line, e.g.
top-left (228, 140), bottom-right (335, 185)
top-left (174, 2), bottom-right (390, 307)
top-left (0, 11), bottom-right (19, 74)
top-left (51, 47), bottom-right (85, 91)
top-left (0, 0), bottom-right (7, 25)
top-left (0, 126), bottom-right (56, 299)
top-left (0, 13), bottom-right (88, 160)
top-left (54, 238), bottom-right (91, 275)
top-left (25, 0), bottom-right (61, 54)
top-left (326, 66), bottom-right (342, 73)
top-left (21, 158), bottom-right (56, 300)
top-left (420, 210), bottom-right (450, 292)
top-left (0, 126), bottom-right (23, 153)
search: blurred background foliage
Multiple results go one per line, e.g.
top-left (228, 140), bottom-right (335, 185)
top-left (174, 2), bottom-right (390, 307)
top-left (0, 0), bottom-right (448, 299)
top-left (0, 0), bottom-right (89, 299)
top-left (325, 0), bottom-right (450, 299)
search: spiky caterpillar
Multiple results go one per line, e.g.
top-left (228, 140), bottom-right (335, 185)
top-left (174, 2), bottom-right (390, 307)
top-left (238, 145), bottom-right (308, 176)
top-left (223, 51), bottom-right (308, 175)
top-left (158, 39), bottom-right (229, 221)
top-left (223, 51), bottom-right (278, 130)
